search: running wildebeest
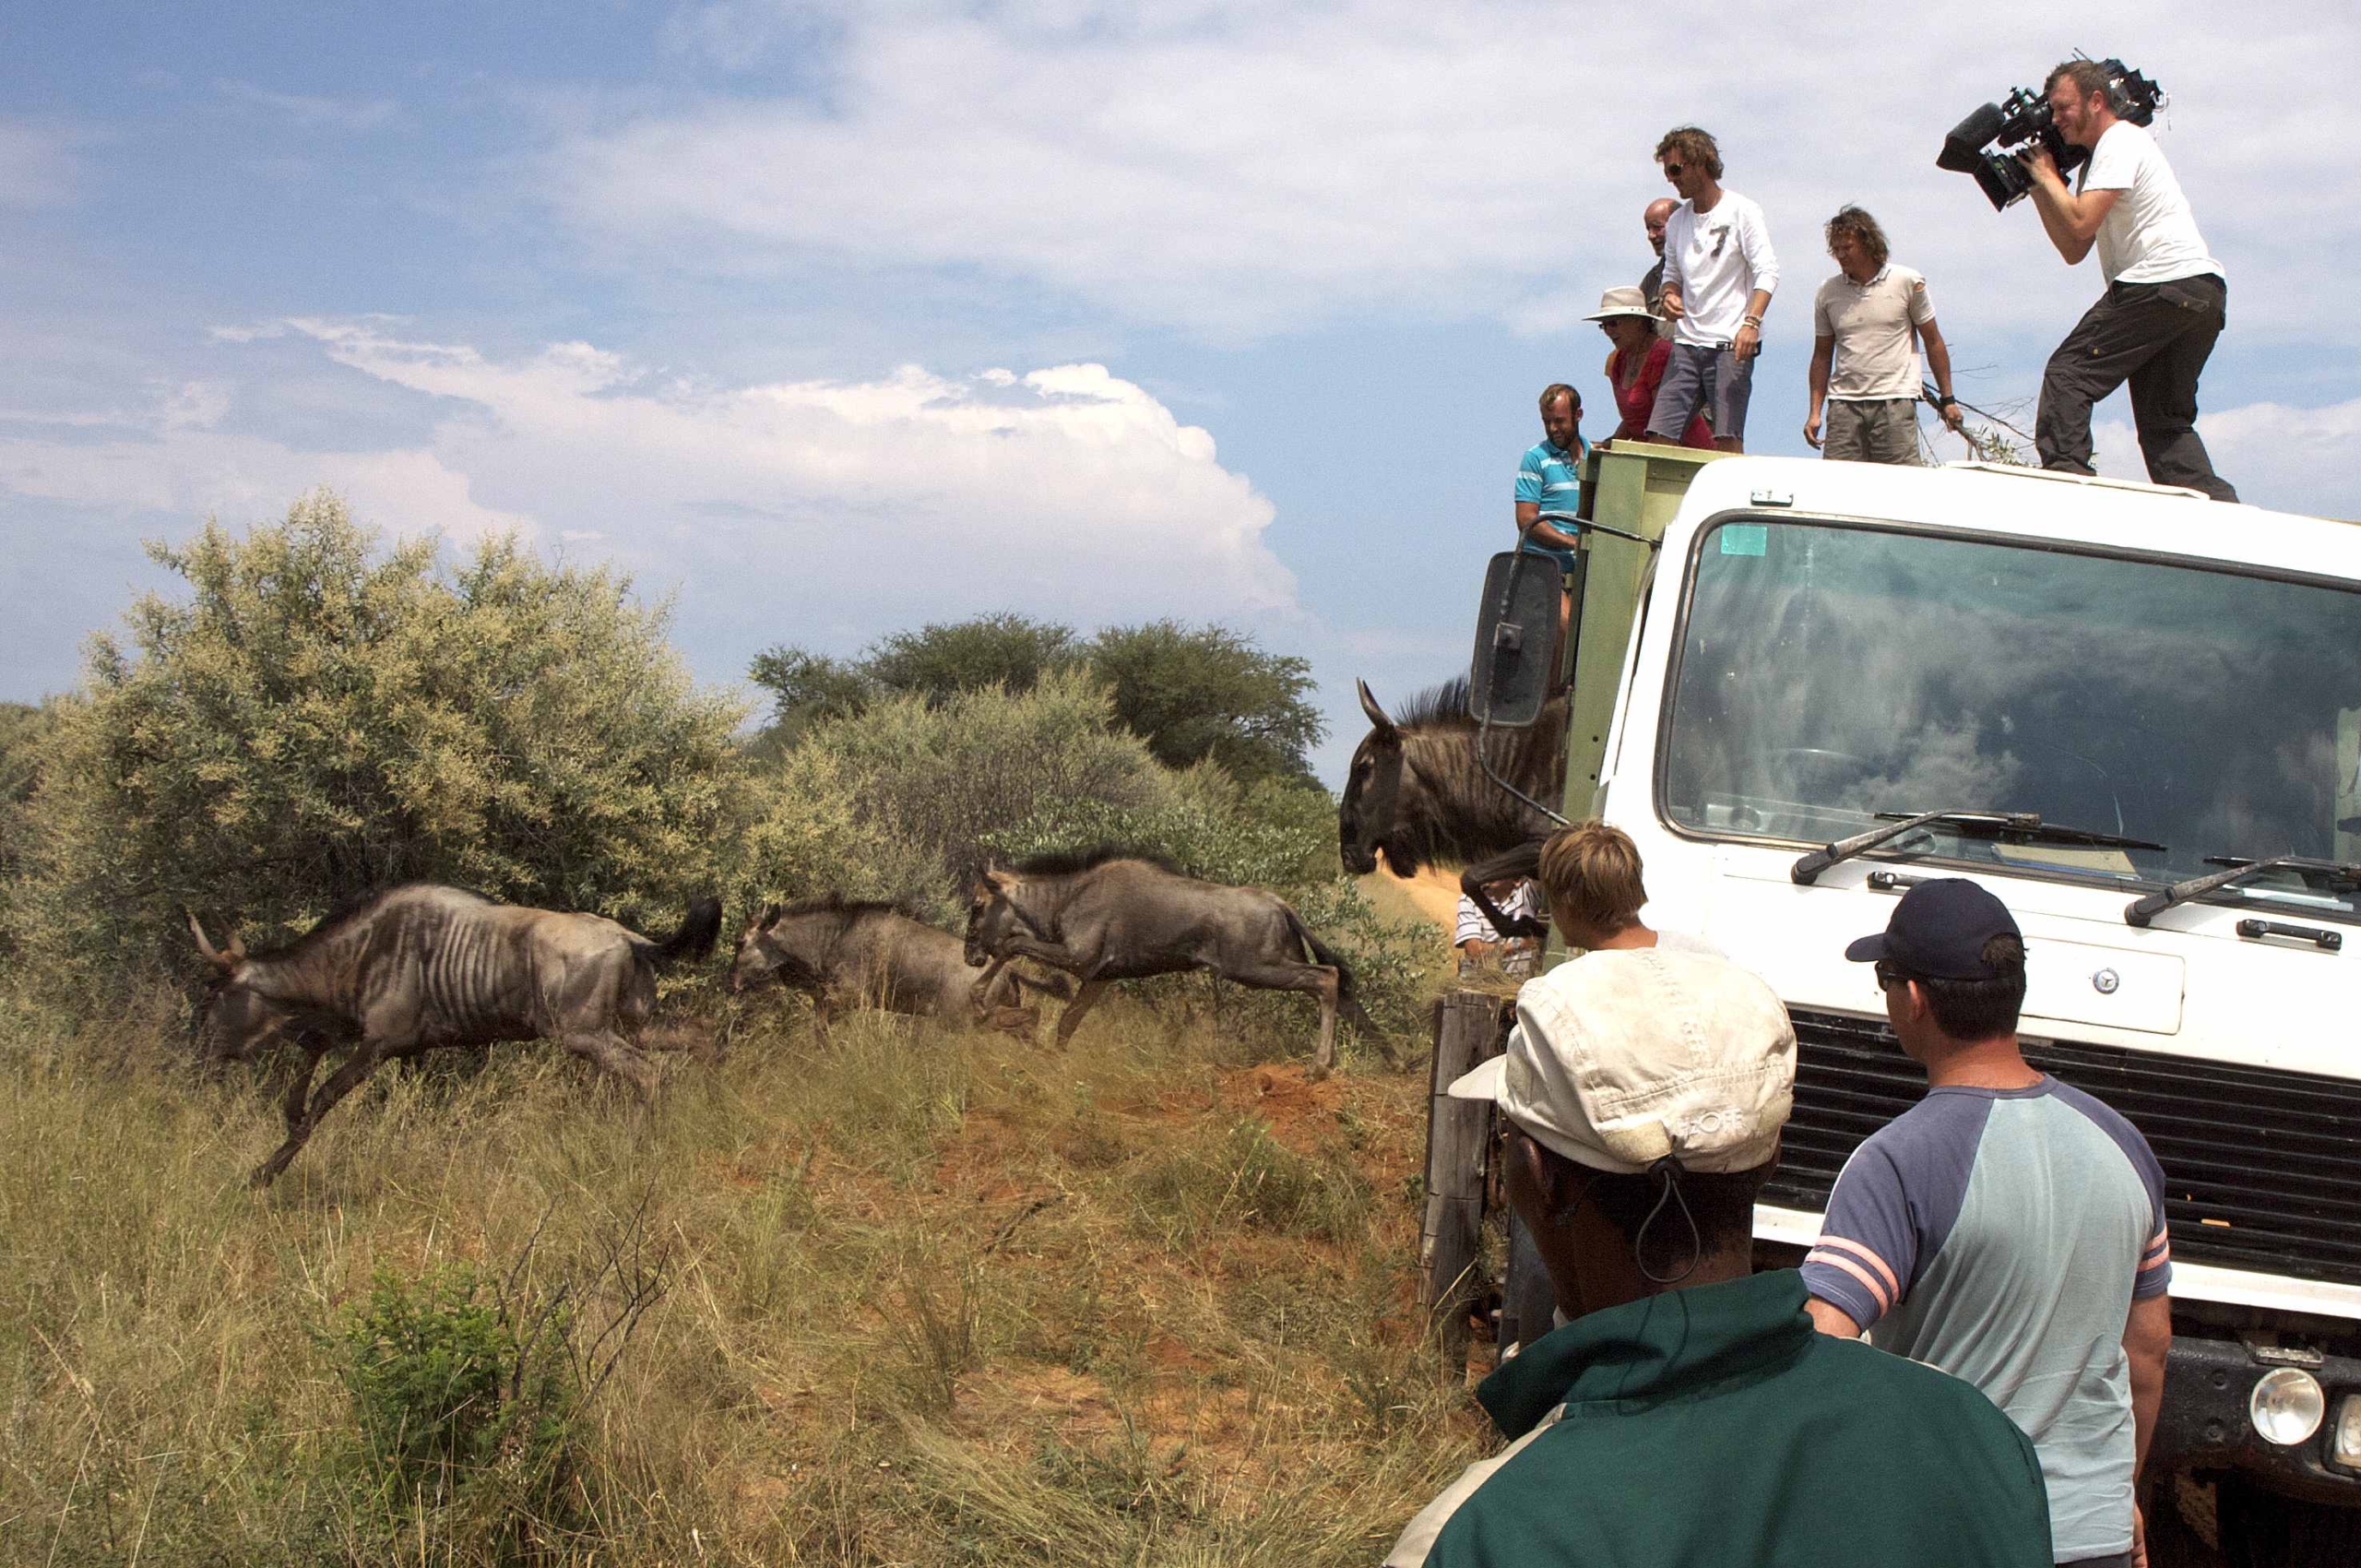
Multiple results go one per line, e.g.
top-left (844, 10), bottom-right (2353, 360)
top-left (960, 848), bottom-right (1379, 1075)
top-left (188, 884), bottom-right (722, 1185)
top-left (1340, 676), bottom-right (1565, 941)
top-left (729, 896), bottom-right (1071, 1036)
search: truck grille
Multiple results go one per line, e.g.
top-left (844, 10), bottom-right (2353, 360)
top-left (1766, 1009), bottom-right (2361, 1290)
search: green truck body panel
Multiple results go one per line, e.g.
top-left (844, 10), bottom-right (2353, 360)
top-left (1562, 440), bottom-right (1726, 822)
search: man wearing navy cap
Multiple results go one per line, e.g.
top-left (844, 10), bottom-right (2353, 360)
top-left (1805, 880), bottom-right (2175, 1568)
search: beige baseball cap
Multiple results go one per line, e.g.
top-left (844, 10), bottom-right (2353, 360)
top-left (1447, 948), bottom-right (1797, 1173)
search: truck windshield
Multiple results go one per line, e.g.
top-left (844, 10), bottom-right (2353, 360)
top-left (1661, 518), bottom-right (2361, 920)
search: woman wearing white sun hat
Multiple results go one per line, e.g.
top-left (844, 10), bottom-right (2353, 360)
top-left (1585, 287), bottom-right (1714, 449)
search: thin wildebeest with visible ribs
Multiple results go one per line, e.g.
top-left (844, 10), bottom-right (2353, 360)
top-left (728, 896), bottom-right (1072, 1035)
top-left (189, 884), bottom-right (722, 1185)
top-left (1339, 676), bottom-right (1564, 942)
top-left (961, 848), bottom-right (1379, 1075)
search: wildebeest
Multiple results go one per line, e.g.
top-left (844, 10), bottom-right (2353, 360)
top-left (188, 884), bottom-right (722, 1185)
top-left (729, 896), bottom-right (1071, 1035)
top-left (1340, 677), bottom-right (1567, 879)
top-left (961, 848), bottom-right (1379, 1075)
top-left (1340, 677), bottom-right (1564, 941)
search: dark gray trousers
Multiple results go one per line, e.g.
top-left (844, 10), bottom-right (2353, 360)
top-left (2036, 273), bottom-right (2236, 502)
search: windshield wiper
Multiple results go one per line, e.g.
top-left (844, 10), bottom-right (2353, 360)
top-left (2124, 854), bottom-right (2361, 928)
top-left (1791, 809), bottom-right (2165, 886)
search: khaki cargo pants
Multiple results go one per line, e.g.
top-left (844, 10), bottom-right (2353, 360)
top-left (1823, 398), bottom-right (1921, 465)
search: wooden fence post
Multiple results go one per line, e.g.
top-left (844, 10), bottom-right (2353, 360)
top-left (1420, 990), bottom-right (1508, 1374)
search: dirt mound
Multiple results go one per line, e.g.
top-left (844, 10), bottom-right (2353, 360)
top-left (1217, 1063), bottom-right (1343, 1149)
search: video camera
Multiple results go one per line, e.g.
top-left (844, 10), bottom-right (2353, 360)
top-left (1937, 58), bottom-right (2165, 211)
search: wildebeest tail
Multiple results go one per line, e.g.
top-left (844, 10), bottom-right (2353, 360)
top-left (646, 896), bottom-right (724, 967)
top-left (1286, 907), bottom-right (1377, 1034)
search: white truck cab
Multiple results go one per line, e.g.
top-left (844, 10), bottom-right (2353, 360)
top-left (1550, 446), bottom-right (2361, 1546)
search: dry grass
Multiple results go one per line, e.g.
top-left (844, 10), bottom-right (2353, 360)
top-left (0, 986), bottom-right (1487, 1565)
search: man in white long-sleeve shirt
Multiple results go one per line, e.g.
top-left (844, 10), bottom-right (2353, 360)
top-left (1646, 125), bottom-right (1778, 453)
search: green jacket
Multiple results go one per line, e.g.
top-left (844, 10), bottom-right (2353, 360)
top-left (1386, 1271), bottom-right (2052, 1567)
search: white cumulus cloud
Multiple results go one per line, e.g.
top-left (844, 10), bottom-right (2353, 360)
top-left (547, 1), bottom-right (2359, 347)
top-left (2094, 397), bottom-right (2361, 520)
top-left (0, 323), bottom-right (1299, 683)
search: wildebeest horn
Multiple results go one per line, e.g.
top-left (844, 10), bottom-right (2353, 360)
top-left (984, 869), bottom-right (1018, 892)
top-left (760, 903), bottom-right (781, 928)
top-left (185, 909), bottom-right (243, 971)
top-left (1357, 678), bottom-right (1396, 735)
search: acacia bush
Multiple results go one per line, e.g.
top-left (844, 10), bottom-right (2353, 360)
top-left (725, 669), bottom-right (1173, 921)
top-left (751, 614), bottom-right (1323, 784)
top-left (11, 491), bottom-right (743, 992)
top-left (0, 702), bottom-right (53, 957)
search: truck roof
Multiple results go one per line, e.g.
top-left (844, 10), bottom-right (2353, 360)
top-left (1666, 455), bottom-right (2360, 581)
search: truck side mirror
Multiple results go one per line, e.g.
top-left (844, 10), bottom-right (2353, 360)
top-left (1467, 552), bottom-right (1571, 728)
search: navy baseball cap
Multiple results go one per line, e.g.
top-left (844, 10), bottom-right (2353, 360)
top-left (1845, 879), bottom-right (2022, 980)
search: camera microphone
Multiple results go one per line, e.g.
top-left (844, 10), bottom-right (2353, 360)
top-left (1939, 104), bottom-right (2007, 173)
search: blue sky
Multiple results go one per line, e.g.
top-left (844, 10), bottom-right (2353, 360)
top-left (6, 2), bottom-right (2358, 783)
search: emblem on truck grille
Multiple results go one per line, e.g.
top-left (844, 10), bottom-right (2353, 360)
top-left (2092, 968), bottom-right (2120, 995)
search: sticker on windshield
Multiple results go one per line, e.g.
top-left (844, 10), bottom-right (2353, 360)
top-left (1719, 524), bottom-right (1768, 556)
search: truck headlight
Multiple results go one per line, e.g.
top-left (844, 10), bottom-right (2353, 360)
top-left (2333, 1394), bottom-right (2361, 1470)
top-left (2249, 1367), bottom-right (2325, 1445)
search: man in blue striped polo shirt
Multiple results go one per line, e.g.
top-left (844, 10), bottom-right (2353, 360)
top-left (1513, 383), bottom-right (1588, 570)
top-left (1805, 879), bottom-right (2174, 1568)
top-left (1514, 383), bottom-right (1588, 643)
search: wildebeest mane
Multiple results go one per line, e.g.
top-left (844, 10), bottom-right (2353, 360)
top-left (1009, 844), bottom-right (1183, 878)
top-left (1382, 677), bottom-right (1569, 870)
top-left (1393, 675), bottom-right (1478, 731)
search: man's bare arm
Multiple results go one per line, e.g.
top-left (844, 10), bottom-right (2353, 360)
top-left (1917, 320), bottom-right (1964, 432)
top-left (1806, 1296), bottom-right (1862, 1338)
top-left (1805, 336), bottom-right (1834, 448)
top-left (2023, 145), bottom-right (2120, 265)
top-left (2124, 1293), bottom-right (2172, 1478)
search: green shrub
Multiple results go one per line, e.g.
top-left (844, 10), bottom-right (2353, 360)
top-left (1085, 618), bottom-right (1323, 785)
top-left (732, 669), bottom-right (1170, 912)
top-left (719, 736), bottom-right (955, 921)
top-left (0, 701), bottom-right (53, 957)
top-left (12, 491), bottom-right (743, 992)
top-left (330, 1262), bottom-right (575, 1507)
top-left (750, 613), bottom-right (1324, 784)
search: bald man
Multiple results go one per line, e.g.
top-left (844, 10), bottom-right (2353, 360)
top-left (1641, 198), bottom-right (1679, 337)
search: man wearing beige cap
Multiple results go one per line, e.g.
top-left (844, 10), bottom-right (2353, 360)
top-left (1382, 945), bottom-right (2053, 1568)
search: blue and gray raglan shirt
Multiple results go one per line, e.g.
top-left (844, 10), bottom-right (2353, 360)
top-left (1802, 1077), bottom-right (2171, 1563)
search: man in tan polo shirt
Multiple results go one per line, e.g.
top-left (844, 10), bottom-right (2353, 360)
top-left (1805, 206), bottom-right (1966, 464)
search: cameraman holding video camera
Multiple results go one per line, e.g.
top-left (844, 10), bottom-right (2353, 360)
top-left (2023, 59), bottom-right (2236, 501)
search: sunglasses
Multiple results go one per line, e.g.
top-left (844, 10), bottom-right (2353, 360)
top-left (1663, 162), bottom-right (1686, 177)
top-left (1873, 962), bottom-right (1915, 992)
